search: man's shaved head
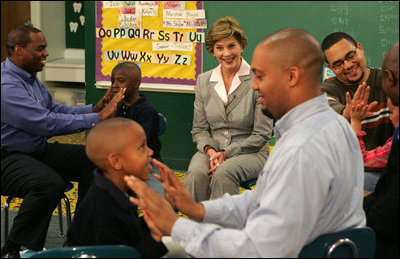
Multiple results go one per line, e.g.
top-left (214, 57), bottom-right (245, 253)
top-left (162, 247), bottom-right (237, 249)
top-left (382, 43), bottom-right (399, 81)
top-left (112, 62), bottom-right (141, 82)
top-left (258, 28), bottom-right (324, 85)
top-left (381, 43), bottom-right (399, 106)
top-left (86, 118), bottom-right (142, 170)
top-left (251, 28), bottom-right (324, 119)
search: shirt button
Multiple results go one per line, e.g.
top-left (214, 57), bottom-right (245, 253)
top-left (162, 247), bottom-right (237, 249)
top-left (91, 123), bottom-right (96, 127)
top-left (180, 241), bottom-right (185, 246)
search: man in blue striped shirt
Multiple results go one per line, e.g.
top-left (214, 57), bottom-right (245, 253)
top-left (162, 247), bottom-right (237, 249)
top-left (1, 24), bottom-right (125, 257)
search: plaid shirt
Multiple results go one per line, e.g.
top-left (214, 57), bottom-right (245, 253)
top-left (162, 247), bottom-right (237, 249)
top-left (357, 131), bottom-right (392, 168)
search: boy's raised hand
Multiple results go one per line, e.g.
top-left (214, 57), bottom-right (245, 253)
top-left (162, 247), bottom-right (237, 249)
top-left (350, 101), bottom-right (369, 122)
top-left (343, 82), bottom-right (378, 121)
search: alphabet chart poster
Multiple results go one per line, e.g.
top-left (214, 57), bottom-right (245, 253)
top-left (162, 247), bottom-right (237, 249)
top-left (96, 1), bottom-right (205, 88)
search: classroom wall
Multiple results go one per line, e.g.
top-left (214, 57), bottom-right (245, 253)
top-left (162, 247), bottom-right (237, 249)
top-left (29, 1), bottom-right (66, 82)
top-left (85, 1), bottom-right (399, 170)
top-left (39, 2), bottom-right (66, 62)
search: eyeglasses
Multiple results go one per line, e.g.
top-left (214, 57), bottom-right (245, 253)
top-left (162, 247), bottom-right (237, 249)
top-left (330, 47), bottom-right (358, 70)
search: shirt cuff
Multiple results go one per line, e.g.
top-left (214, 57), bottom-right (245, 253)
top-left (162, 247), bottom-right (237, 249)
top-left (356, 131), bottom-right (366, 137)
top-left (204, 145), bottom-right (215, 153)
top-left (83, 104), bottom-right (94, 113)
top-left (171, 217), bottom-right (198, 248)
top-left (87, 112), bottom-right (100, 127)
top-left (201, 199), bottom-right (225, 223)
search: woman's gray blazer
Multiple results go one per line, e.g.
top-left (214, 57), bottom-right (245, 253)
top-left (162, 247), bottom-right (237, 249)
top-left (191, 69), bottom-right (273, 157)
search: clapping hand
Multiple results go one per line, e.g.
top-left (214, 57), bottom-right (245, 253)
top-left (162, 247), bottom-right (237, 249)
top-left (92, 87), bottom-right (113, 113)
top-left (350, 101), bottom-right (369, 122)
top-left (124, 174), bottom-right (178, 236)
top-left (152, 159), bottom-right (200, 217)
top-left (343, 82), bottom-right (378, 121)
top-left (97, 88), bottom-right (126, 120)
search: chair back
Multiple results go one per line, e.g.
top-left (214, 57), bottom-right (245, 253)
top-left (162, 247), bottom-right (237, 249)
top-left (298, 226), bottom-right (375, 258)
top-left (24, 245), bottom-right (141, 258)
top-left (158, 113), bottom-right (167, 136)
top-left (240, 178), bottom-right (257, 190)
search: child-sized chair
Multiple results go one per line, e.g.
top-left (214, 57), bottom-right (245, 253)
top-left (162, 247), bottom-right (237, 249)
top-left (298, 226), bottom-right (376, 258)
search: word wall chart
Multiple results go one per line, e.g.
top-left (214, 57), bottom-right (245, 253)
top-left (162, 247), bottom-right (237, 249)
top-left (96, 1), bottom-right (206, 89)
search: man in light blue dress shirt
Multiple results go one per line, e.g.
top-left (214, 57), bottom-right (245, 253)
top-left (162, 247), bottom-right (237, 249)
top-left (124, 28), bottom-right (366, 257)
top-left (1, 24), bottom-right (125, 257)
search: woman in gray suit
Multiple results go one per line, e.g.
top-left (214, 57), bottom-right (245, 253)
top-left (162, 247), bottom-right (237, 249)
top-left (184, 17), bottom-right (273, 202)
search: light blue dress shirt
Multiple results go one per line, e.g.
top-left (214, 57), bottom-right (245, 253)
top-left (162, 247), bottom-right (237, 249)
top-left (1, 58), bottom-right (99, 152)
top-left (171, 94), bottom-right (366, 257)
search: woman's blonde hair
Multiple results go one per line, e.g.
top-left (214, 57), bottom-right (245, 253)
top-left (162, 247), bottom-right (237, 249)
top-left (205, 16), bottom-right (248, 55)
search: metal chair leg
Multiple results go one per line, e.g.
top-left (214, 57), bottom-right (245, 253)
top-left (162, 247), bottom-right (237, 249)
top-left (59, 187), bottom-right (73, 237)
top-left (62, 194), bottom-right (72, 228)
top-left (4, 196), bottom-right (14, 240)
top-left (58, 202), bottom-right (64, 237)
top-left (3, 185), bottom-right (73, 240)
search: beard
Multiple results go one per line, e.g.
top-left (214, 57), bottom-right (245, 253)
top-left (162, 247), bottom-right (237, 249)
top-left (262, 107), bottom-right (274, 119)
top-left (346, 68), bottom-right (365, 85)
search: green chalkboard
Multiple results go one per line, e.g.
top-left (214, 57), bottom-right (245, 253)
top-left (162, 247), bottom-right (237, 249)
top-left (65, 1), bottom-right (85, 49)
top-left (85, 1), bottom-right (398, 170)
top-left (203, 1), bottom-right (399, 71)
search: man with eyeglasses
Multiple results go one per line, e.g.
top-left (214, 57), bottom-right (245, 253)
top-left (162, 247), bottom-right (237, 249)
top-left (321, 32), bottom-right (394, 153)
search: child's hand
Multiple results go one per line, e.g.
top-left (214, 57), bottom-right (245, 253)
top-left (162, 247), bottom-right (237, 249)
top-left (350, 101), bottom-right (369, 122)
top-left (343, 83), bottom-right (368, 120)
top-left (343, 83), bottom-right (378, 121)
